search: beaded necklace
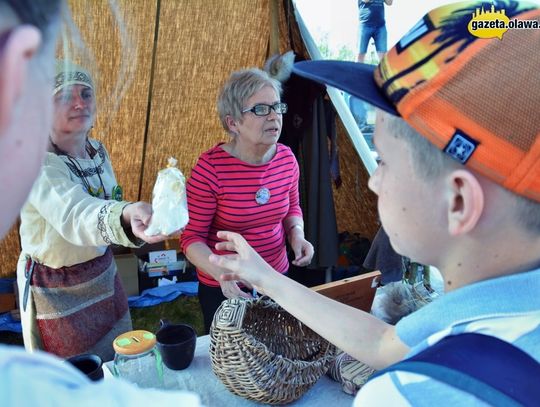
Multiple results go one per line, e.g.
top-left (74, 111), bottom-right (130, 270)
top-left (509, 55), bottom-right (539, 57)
top-left (50, 137), bottom-right (109, 199)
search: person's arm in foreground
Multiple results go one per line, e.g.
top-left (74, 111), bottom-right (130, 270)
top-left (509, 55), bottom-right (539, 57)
top-left (0, 346), bottom-right (202, 406)
top-left (186, 242), bottom-right (251, 299)
top-left (209, 231), bottom-right (408, 369)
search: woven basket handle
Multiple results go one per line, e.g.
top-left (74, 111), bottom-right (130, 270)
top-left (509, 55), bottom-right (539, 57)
top-left (214, 298), bottom-right (249, 330)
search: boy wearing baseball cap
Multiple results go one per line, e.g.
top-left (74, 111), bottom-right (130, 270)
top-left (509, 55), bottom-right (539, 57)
top-left (209, 1), bottom-right (540, 405)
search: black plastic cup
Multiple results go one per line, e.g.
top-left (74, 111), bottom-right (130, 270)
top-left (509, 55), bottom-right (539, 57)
top-left (67, 353), bottom-right (104, 381)
top-left (156, 319), bottom-right (196, 370)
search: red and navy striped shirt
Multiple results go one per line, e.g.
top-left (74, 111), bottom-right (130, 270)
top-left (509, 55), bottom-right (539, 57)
top-left (181, 143), bottom-right (303, 287)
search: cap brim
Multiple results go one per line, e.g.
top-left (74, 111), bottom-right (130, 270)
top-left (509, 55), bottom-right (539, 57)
top-left (292, 60), bottom-right (398, 116)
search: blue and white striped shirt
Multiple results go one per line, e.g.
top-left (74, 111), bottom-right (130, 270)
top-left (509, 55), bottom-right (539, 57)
top-left (355, 267), bottom-right (540, 406)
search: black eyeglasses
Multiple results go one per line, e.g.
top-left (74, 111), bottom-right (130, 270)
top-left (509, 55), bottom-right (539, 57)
top-left (241, 102), bottom-right (288, 116)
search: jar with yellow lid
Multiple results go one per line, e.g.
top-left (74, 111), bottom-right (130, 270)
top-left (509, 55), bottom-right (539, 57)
top-left (112, 330), bottom-right (164, 388)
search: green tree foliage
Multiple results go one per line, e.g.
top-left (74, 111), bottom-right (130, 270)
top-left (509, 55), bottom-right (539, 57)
top-left (316, 32), bottom-right (355, 61)
top-left (336, 45), bottom-right (354, 61)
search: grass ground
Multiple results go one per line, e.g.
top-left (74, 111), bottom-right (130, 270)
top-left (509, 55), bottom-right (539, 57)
top-left (0, 294), bottom-right (205, 347)
top-left (130, 295), bottom-right (205, 336)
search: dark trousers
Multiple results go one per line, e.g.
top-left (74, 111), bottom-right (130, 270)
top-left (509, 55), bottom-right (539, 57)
top-left (197, 283), bottom-right (227, 335)
top-left (197, 282), bottom-right (265, 334)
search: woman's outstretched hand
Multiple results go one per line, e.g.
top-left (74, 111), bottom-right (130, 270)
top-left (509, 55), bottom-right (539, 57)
top-left (122, 202), bottom-right (182, 244)
top-left (209, 231), bottom-right (277, 295)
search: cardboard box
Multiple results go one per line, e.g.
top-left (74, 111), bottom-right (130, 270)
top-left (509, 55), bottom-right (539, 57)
top-left (114, 254), bottom-right (139, 297)
top-left (131, 241), bottom-right (165, 258)
top-left (0, 293), bottom-right (16, 313)
top-left (137, 251), bottom-right (194, 292)
top-left (0, 279), bottom-right (16, 313)
top-left (311, 271), bottom-right (381, 312)
top-left (148, 249), bottom-right (177, 265)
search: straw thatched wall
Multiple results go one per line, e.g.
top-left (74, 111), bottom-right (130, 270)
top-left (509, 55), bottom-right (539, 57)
top-left (334, 119), bottom-right (380, 237)
top-left (0, 0), bottom-right (378, 278)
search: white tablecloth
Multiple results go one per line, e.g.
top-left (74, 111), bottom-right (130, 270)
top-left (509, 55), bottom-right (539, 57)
top-left (106, 334), bottom-right (354, 406)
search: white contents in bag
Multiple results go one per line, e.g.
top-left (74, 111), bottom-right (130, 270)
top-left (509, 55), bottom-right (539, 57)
top-left (144, 157), bottom-right (189, 236)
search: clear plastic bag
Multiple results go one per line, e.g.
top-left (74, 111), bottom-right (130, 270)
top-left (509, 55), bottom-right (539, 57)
top-left (144, 157), bottom-right (189, 236)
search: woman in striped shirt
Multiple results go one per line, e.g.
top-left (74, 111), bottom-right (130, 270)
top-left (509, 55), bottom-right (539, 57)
top-left (181, 68), bottom-right (314, 333)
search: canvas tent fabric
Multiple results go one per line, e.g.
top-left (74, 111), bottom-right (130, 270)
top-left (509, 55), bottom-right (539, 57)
top-left (0, 0), bottom-right (379, 278)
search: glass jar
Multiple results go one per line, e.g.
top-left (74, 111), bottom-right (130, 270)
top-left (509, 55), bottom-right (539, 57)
top-left (112, 330), bottom-right (164, 388)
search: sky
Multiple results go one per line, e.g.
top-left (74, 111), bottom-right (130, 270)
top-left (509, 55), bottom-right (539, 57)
top-left (294, 0), bottom-right (540, 56)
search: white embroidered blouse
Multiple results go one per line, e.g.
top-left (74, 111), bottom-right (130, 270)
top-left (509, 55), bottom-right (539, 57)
top-left (17, 138), bottom-right (138, 269)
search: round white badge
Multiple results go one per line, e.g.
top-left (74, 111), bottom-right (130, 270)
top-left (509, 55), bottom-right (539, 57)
top-left (255, 187), bottom-right (271, 205)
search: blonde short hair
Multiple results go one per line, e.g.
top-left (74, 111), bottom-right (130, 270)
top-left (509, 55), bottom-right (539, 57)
top-left (217, 68), bottom-right (282, 134)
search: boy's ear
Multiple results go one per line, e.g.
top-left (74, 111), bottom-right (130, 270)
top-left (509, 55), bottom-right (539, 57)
top-left (446, 169), bottom-right (485, 236)
top-left (0, 26), bottom-right (42, 136)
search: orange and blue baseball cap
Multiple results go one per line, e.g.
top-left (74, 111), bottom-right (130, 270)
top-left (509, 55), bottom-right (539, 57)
top-left (293, 1), bottom-right (540, 203)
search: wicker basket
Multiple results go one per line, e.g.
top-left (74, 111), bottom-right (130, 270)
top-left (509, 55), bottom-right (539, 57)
top-left (209, 297), bottom-right (335, 405)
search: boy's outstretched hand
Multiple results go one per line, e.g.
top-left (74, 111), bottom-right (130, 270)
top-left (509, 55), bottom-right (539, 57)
top-left (209, 231), bottom-right (277, 296)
